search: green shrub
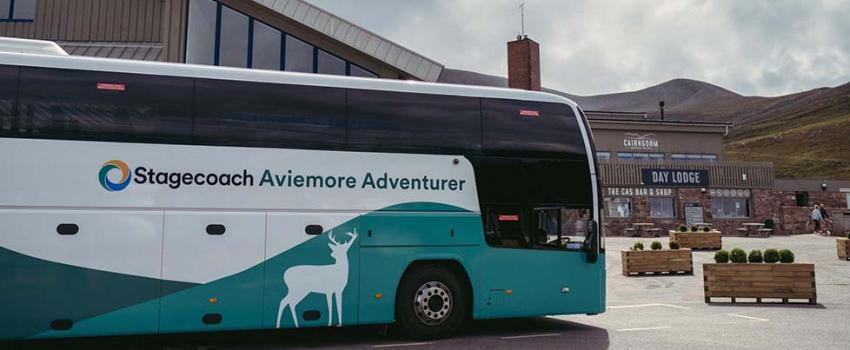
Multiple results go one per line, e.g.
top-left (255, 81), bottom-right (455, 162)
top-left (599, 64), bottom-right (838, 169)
top-left (690, 225), bottom-right (699, 232)
top-left (651, 241), bottom-right (662, 250)
top-left (703, 226), bottom-right (711, 232)
top-left (763, 249), bottom-right (780, 263)
top-left (632, 242), bottom-right (644, 251)
top-left (678, 225), bottom-right (688, 232)
top-left (764, 219), bottom-right (775, 230)
top-left (669, 241), bottom-right (680, 250)
top-left (748, 249), bottom-right (763, 263)
top-left (846, 232), bottom-right (850, 239)
top-left (714, 250), bottom-right (730, 263)
top-left (779, 249), bottom-right (795, 263)
top-left (729, 248), bottom-right (748, 263)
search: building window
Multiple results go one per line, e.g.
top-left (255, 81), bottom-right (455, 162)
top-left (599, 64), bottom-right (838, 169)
top-left (218, 6), bottom-right (249, 68)
top-left (711, 197), bottom-right (749, 218)
top-left (0, 0), bottom-right (35, 21)
top-left (795, 192), bottom-right (809, 207)
top-left (184, 0), bottom-right (381, 79)
top-left (605, 198), bottom-right (631, 218)
top-left (672, 153), bottom-right (717, 162)
top-left (650, 197), bottom-right (676, 218)
top-left (349, 64), bottom-right (378, 78)
top-left (284, 35), bottom-right (314, 73)
top-left (186, 0), bottom-right (217, 65)
top-left (618, 152), bottom-right (663, 160)
top-left (251, 21), bottom-right (281, 70)
top-left (596, 151), bottom-right (611, 160)
top-left (317, 49), bottom-right (346, 76)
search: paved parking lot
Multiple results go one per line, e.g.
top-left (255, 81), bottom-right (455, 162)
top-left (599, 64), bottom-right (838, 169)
top-left (7, 234), bottom-right (849, 350)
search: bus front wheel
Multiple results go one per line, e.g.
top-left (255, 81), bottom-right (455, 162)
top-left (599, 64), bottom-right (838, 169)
top-left (395, 265), bottom-right (468, 339)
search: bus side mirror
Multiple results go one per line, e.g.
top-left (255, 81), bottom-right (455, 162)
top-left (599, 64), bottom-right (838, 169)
top-left (586, 220), bottom-right (598, 263)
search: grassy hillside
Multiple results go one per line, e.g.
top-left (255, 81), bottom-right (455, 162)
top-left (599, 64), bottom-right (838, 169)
top-left (722, 83), bottom-right (850, 179)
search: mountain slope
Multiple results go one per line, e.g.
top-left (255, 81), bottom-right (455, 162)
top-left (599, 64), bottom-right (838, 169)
top-left (722, 82), bottom-right (850, 179)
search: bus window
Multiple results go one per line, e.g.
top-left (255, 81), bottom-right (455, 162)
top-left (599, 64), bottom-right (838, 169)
top-left (482, 99), bottom-right (585, 157)
top-left (194, 79), bottom-right (345, 148)
top-left (557, 208), bottom-right (591, 250)
top-left (0, 65), bottom-right (17, 132)
top-left (470, 156), bottom-right (593, 206)
top-left (532, 207), bottom-right (589, 250)
top-left (483, 206), bottom-right (589, 251)
top-left (347, 90), bottom-right (481, 153)
top-left (483, 207), bottom-right (531, 249)
top-left (17, 67), bottom-right (192, 141)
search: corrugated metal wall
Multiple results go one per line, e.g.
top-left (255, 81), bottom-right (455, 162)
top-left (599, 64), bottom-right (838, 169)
top-left (0, 0), bottom-right (187, 62)
top-left (599, 160), bottom-right (775, 189)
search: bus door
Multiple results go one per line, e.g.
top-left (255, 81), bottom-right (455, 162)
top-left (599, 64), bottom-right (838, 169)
top-left (477, 205), bottom-right (596, 318)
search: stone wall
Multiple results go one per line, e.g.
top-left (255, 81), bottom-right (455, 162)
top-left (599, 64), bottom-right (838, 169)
top-left (601, 188), bottom-right (849, 237)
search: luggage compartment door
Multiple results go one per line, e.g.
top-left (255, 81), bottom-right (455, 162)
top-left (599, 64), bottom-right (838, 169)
top-left (159, 211), bottom-right (266, 333)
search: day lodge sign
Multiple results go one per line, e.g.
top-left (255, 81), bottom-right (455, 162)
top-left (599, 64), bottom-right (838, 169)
top-left (642, 169), bottom-right (710, 187)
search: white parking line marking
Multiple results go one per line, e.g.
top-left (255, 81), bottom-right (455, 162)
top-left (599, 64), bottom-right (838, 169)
top-left (617, 326), bottom-right (672, 332)
top-left (500, 333), bottom-right (562, 340)
top-left (727, 313), bottom-right (769, 322)
top-left (608, 303), bottom-right (691, 310)
top-left (372, 342), bottom-right (434, 348)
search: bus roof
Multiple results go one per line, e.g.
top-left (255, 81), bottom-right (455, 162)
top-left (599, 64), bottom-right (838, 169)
top-left (0, 37), bottom-right (69, 56)
top-left (0, 49), bottom-right (577, 108)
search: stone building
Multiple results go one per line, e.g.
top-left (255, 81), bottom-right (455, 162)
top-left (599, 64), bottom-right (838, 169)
top-left (584, 112), bottom-right (850, 236)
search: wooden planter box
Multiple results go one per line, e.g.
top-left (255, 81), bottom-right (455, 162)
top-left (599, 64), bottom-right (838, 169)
top-left (669, 231), bottom-right (722, 250)
top-left (838, 238), bottom-right (850, 260)
top-left (703, 263), bottom-right (816, 304)
top-left (622, 249), bottom-right (693, 276)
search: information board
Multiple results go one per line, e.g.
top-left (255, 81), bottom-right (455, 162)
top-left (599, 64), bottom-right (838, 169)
top-left (684, 202), bottom-right (704, 226)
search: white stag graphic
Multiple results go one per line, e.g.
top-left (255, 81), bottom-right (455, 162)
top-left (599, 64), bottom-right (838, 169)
top-left (276, 230), bottom-right (358, 328)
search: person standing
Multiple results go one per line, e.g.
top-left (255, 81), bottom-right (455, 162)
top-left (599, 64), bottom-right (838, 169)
top-left (819, 204), bottom-right (832, 236)
top-left (811, 205), bottom-right (823, 235)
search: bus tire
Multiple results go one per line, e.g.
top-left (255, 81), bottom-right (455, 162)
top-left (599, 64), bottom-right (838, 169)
top-left (394, 264), bottom-right (468, 339)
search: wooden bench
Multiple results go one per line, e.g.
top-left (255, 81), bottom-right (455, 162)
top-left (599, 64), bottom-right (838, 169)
top-left (756, 228), bottom-right (773, 238)
top-left (736, 228), bottom-right (749, 237)
top-left (644, 228), bottom-right (662, 237)
top-left (624, 228), bottom-right (637, 237)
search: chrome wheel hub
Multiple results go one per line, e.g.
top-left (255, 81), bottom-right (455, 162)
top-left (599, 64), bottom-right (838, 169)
top-left (413, 281), bottom-right (453, 325)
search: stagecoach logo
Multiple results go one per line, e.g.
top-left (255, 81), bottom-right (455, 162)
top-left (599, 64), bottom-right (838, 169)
top-left (623, 133), bottom-right (659, 150)
top-left (99, 160), bottom-right (132, 192)
top-left (96, 162), bottom-right (467, 192)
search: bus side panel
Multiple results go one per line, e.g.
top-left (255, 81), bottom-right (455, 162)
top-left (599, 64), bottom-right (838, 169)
top-left (263, 213), bottom-right (361, 329)
top-left (158, 211), bottom-right (266, 334)
top-left (357, 211), bottom-right (483, 325)
top-left (0, 209), bottom-right (164, 339)
top-left (473, 249), bottom-right (605, 319)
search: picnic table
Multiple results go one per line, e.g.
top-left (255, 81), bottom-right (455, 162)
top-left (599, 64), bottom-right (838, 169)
top-left (738, 222), bottom-right (771, 237)
top-left (626, 223), bottom-right (661, 237)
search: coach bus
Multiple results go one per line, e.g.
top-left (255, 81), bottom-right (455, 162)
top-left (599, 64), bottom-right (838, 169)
top-left (0, 38), bottom-right (604, 340)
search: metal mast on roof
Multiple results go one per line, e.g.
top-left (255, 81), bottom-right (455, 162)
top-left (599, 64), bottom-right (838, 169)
top-left (519, 1), bottom-right (526, 38)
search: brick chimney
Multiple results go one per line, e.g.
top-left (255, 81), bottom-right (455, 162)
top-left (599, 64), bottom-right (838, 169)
top-left (507, 36), bottom-right (541, 91)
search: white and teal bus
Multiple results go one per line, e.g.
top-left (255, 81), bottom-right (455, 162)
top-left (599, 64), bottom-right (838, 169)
top-left (0, 38), bottom-right (604, 340)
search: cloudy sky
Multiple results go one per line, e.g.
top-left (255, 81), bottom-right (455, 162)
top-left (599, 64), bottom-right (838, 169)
top-left (309, 0), bottom-right (850, 97)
